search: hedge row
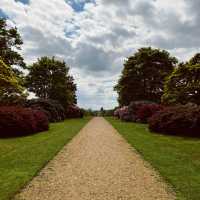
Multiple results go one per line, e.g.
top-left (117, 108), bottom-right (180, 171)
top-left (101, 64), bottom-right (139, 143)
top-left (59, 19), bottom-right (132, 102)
top-left (0, 106), bottom-right (49, 138)
top-left (65, 105), bottom-right (83, 118)
top-left (26, 99), bottom-right (83, 122)
top-left (149, 104), bottom-right (200, 137)
top-left (114, 101), bottom-right (162, 123)
top-left (114, 101), bottom-right (200, 137)
top-left (0, 98), bottom-right (84, 138)
top-left (26, 99), bottom-right (66, 122)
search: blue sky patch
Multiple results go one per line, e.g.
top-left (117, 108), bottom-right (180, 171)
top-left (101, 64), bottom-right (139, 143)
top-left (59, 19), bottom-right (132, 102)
top-left (68, 0), bottom-right (95, 12)
top-left (0, 9), bottom-right (8, 19)
top-left (15, 0), bottom-right (30, 5)
top-left (64, 25), bottom-right (80, 38)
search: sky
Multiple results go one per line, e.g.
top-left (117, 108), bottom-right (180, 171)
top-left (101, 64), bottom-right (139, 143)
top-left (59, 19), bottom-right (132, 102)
top-left (0, 0), bottom-right (200, 110)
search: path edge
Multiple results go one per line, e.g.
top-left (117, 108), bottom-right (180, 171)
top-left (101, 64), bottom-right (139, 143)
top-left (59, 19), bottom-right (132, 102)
top-left (104, 117), bottom-right (179, 200)
top-left (13, 117), bottom-right (93, 200)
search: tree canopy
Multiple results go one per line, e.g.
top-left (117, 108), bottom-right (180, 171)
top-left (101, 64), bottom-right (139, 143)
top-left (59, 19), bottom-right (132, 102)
top-left (0, 18), bottom-right (25, 72)
top-left (115, 47), bottom-right (178, 106)
top-left (162, 62), bottom-right (200, 105)
top-left (0, 59), bottom-right (25, 104)
top-left (189, 53), bottom-right (200, 65)
top-left (26, 57), bottom-right (77, 107)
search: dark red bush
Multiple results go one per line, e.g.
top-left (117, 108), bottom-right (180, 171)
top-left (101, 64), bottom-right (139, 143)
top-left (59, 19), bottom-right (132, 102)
top-left (136, 104), bottom-right (163, 123)
top-left (114, 101), bottom-right (160, 122)
top-left (0, 106), bottom-right (49, 138)
top-left (115, 106), bottom-right (132, 121)
top-left (148, 104), bottom-right (200, 137)
top-left (26, 99), bottom-right (65, 122)
top-left (65, 105), bottom-right (83, 118)
top-left (32, 109), bottom-right (49, 132)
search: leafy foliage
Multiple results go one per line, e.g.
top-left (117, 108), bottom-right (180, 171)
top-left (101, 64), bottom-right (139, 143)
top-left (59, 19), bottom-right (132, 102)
top-left (136, 104), bottom-right (163, 123)
top-left (26, 98), bottom-right (65, 122)
top-left (114, 101), bottom-right (156, 122)
top-left (115, 47), bottom-right (177, 106)
top-left (0, 106), bottom-right (49, 137)
top-left (148, 104), bottom-right (200, 137)
top-left (162, 63), bottom-right (200, 105)
top-left (0, 18), bottom-right (26, 71)
top-left (65, 105), bottom-right (83, 118)
top-left (114, 106), bottom-right (130, 121)
top-left (26, 57), bottom-right (77, 107)
top-left (0, 59), bottom-right (26, 105)
top-left (189, 53), bottom-right (200, 65)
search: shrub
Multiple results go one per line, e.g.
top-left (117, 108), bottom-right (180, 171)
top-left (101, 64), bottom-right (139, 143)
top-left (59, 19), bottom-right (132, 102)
top-left (114, 106), bottom-right (134, 121)
top-left (0, 106), bottom-right (49, 138)
top-left (136, 104), bottom-right (163, 123)
top-left (119, 106), bottom-right (132, 121)
top-left (114, 101), bottom-right (157, 122)
top-left (26, 99), bottom-right (65, 122)
top-left (114, 108), bottom-right (120, 118)
top-left (148, 104), bottom-right (200, 137)
top-left (32, 110), bottom-right (49, 132)
top-left (65, 105), bottom-right (83, 118)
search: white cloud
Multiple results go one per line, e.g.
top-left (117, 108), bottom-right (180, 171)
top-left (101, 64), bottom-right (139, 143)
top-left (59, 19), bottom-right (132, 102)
top-left (0, 0), bottom-right (200, 109)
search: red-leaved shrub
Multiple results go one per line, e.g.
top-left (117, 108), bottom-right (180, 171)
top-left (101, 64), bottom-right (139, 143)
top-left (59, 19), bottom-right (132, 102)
top-left (26, 99), bottom-right (65, 122)
top-left (114, 101), bottom-right (160, 122)
top-left (114, 108), bottom-right (120, 118)
top-left (114, 106), bottom-right (132, 121)
top-left (136, 104), bottom-right (163, 123)
top-left (32, 109), bottom-right (49, 132)
top-left (65, 105), bottom-right (83, 118)
top-left (148, 104), bottom-right (200, 137)
top-left (0, 106), bottom-right (49, 138)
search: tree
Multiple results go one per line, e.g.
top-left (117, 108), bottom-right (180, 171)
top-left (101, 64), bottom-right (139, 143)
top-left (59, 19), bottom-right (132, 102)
top-left (0, 59), bottom-right (25, 105)
top-left (0, 18), bottom-right (26, 73)
top-left (162, 62), bottom-right (200, 105)
top-left (189, 53), bottom-right (200, 65)
top-left (115, 47), bottom-right (177, 106)
top-left (26, 57), bottom-right (77, 107)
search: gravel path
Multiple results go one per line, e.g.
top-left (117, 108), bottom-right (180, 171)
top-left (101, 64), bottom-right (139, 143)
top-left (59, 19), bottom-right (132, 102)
top-left (15, 117), bottom-right (175, 200)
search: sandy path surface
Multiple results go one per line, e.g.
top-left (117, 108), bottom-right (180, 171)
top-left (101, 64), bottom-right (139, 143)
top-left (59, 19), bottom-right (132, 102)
top-left (15, 117), bottom-right (175, 200)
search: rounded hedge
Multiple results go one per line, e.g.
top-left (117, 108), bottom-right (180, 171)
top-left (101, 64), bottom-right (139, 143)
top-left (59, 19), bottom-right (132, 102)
top-left (65, 105), bottom-right (83, 118)
top-left (148, 104), bottom-right (200, 137)
top-left (26, 99), bottom-right (65, 122)
top-left (0, 106), bottom-right (49, 138)
top-left (136, 104), bottom-right (163, 123)
top-left (114, 101), bottom-right (159, 122)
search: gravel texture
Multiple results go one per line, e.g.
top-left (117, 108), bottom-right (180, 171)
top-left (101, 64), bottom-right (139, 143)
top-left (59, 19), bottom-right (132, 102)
top-left (15, 117), bottom-right (175, 200)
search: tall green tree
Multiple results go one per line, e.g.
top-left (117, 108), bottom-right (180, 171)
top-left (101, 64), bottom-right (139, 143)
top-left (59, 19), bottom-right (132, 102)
top-left (0, 18), bottom-right (26, 73)
top-left (162, 59), bottom-right (200, 105)
top-left (26, 57), bottom-right (77, 107)
top-left (0, 59), bottom-right (25, 105)
top-left (115, 47), bottom-right (178, 106)
top-left (189, 53), bottom-right (200, 65)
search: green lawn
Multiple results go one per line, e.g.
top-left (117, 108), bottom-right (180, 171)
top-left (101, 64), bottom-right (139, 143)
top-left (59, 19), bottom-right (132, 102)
top-left (0, 117), bottom-right (91, 200)
top-left (106, 117), bottom-right (200, 200)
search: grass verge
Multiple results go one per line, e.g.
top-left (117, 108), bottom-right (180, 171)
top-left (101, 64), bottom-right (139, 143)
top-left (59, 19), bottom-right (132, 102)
top-left (0, 117), bottom-right (91, 200)
top-left (106, 117), bottom-right (200, 200)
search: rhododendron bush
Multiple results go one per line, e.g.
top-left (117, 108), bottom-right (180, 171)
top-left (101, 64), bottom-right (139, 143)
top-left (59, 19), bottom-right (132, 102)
top-left (0, 106), bottom-right (49, 138)
top-left (148, 104), bottom-right (200, 137)
top-left (65, 105), bottom-right (83, 118)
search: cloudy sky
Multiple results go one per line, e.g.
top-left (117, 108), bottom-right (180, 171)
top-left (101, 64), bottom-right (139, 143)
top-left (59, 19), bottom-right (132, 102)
top-left (0, 0), bottom-right (200, 109)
